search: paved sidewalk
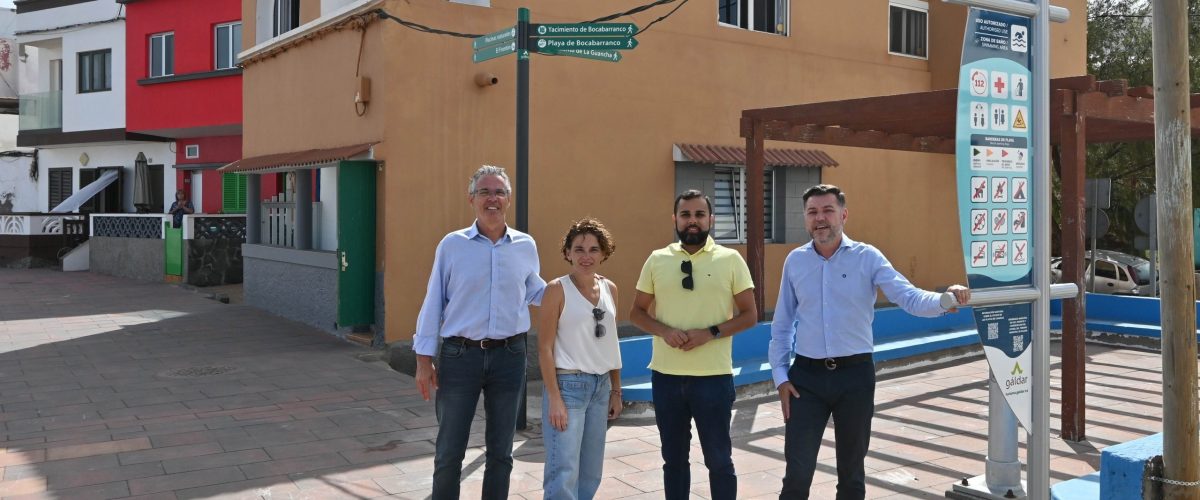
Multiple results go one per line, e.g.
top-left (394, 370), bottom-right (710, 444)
top-left (0, 269), bottom-right (1173, 499)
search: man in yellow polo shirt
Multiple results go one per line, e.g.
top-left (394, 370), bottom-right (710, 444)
top-left (630, 189), bottom-right (758, 500)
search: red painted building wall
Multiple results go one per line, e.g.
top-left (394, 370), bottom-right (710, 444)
top-left (125, 0), bottom-right (242, 134)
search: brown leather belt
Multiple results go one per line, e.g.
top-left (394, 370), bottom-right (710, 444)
top-left (445, 332), bottom-right (526, 349)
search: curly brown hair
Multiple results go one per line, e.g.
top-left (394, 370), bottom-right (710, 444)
top-left (561, 217), bottom-right (616, 263)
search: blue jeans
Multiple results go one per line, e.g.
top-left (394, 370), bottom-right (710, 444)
top-left (542, 373), bottom-right (611, 500)
top-left (651, 371), bottom-right (736, 500)
top-left (780, 359), bottom-right (875, 500)
top-left (431, 336), bottom-right (527, 500)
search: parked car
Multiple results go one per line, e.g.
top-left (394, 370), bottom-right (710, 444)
top-left (1050, 250), bottom-right (1153, 296)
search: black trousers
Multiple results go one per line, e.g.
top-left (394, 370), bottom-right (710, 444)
top-left (780, 358), bottom-right (876, 500)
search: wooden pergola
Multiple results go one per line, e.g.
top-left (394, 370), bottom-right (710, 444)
top-left (740, 74), bottom-right (1200, 441)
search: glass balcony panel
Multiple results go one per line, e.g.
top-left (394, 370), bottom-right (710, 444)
top-left (19, 90), bottom-right (63, 130)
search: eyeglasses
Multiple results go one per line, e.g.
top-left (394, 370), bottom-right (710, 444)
top-left (592, 308), bottom-right (606, 338)
top-left (681, 260), bottom-right (693, 290)
top-left (473, 188), bottom-right (509, 198)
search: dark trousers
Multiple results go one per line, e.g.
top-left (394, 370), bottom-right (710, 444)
top-left (780, 359), bottom-right (876, 500)
top-left (651, 371), bottom-right (737, 500)
top-left (431, 337), bottom-right (527, 500)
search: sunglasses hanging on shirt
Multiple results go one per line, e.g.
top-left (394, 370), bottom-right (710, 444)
top-left (592, 307), bottom-right (606, 338)
top-left (681, 260), bottom-right (694, 290)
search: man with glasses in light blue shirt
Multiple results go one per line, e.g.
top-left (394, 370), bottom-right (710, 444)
top-left (414, 165), bottom-right (546, 500)
top-left (769, 184), bottom-right (969, 499)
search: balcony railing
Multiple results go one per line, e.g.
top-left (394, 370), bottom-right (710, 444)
top-left (19, 90), bottom-right (62, 130)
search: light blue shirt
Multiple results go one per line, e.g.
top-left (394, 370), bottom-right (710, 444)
top-left (768, 234), bottom-right (946, 387)
top-left (413, 222), bottom-right (547, 356)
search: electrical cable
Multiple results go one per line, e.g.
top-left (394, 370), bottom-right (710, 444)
top-left (375, 0), bottom-right (689, 40)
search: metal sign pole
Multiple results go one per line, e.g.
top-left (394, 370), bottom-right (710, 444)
top-left (515, 7), bottom-right (530, 430)
top-left (1029, 0), bottom-right (1053, 496)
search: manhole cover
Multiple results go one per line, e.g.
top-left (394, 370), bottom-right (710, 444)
top-left (158, 365), bottom-right (240, 378)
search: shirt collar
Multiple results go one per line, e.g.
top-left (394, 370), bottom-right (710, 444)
top-left (669, 236), bottom-right (716, 257)
top-left (466, 220), bottom-right (512, 243)
top-left (802, 233), bottom-right (855, 255)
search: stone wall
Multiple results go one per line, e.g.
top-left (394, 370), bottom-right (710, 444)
top-left (243, 245), bottom-right (337, 333)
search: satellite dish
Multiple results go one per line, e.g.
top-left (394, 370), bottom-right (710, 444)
top-left (1134, 194), bottom-right (1157, 234)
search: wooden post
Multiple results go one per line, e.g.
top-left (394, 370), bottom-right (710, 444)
top-left (745, 119), bottom-right (766, 321)
top-left (1151, 0), bottom-right (1199, 496)
top-left (1059, 98), bottom-right (1087, 442)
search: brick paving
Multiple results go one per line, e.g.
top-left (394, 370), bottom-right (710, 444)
top-left (0, 268), bottom-right (1175, 499)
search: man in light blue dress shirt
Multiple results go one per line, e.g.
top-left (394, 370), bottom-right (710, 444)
top-left (768, 184), bottom-right (969, 499)
top-left (413, 165), bottom-right (546, 500)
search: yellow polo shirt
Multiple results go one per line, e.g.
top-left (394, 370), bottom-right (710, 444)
top-left (635, 237), bottom-right (754, 376)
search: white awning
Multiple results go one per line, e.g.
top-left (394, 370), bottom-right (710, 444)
top-left (51, 170), bottom-right (119, 213)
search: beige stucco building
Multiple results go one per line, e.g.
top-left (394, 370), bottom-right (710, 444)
top-left (233, 0), bottom-right (1086, 344)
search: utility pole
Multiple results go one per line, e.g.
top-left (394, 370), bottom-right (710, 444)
top-left (1151, 0), bottom-right (1198, 497)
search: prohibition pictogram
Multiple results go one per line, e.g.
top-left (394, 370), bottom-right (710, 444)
top-left (992, 209), bottom-right (1008, 234)
top-left (992, 177), bottom-right (1008, 203)
top-left (1012, 240), bottom-right (1028, 265)
top-left (971, 177), bottom-right (988, 202)
top-left (1012, 178), bottom-right (1027, 201)
top-left (1012, 209), bottom-right (1028, 234)
top-left (971, 209), bottom-right (988, 235)
top-left (992, 240), bottom-right (1009, 266)
top-left (971, 241), bottom-right (988, 268)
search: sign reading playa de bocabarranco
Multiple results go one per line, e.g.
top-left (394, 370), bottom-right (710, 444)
top-left (955, 7), bottom-right (1034, 432)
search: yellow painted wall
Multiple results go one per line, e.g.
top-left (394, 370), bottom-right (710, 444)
top-left (240, 0), bottom-right (1087, 342)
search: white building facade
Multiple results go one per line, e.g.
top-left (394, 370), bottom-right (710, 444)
top-left (16, 0), bottom-right (173, 214)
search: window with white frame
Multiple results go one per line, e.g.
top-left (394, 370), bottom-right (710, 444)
top-left (718, 0), bottom-right (788, 35)
top-left (712, 166), bottom-right (774, 243)
top-left (273, 0), bottom-right (300, 37)
top-left (185, 144), bottom-right (200, 159)
top-left (215, 22), bottom-right (242, 70)
top-left (889, 0), bottom-right (928, 58)
top-left (149, 32), bottom-right (174, 78)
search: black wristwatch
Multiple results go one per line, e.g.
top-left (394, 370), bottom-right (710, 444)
top-left (709, 325), bottom-right (721, 338)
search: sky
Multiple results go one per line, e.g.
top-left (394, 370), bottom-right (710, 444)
top-left (0, 1), bottom-right (12, 9)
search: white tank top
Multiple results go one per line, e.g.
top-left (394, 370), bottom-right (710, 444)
top-left (553, 275), bottom-right (622, 374)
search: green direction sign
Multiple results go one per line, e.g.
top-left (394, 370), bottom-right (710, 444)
top-left (548, 48), bottom-right (622, 62)
top-left (534, 23), bottom-right (637, 37)
top-left (473, 41), bottom-right (516, 63)
top-left (473, 26), bottom-right (516, 50)
top-left (534, 37), bottom-right (637, 51)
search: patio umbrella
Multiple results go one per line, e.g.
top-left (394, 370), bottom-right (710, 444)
top-left (133, 152), bottom-right (152, 213)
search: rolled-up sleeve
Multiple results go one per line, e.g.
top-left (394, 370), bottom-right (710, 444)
top-left (413, 239), bottom-right (449, 356)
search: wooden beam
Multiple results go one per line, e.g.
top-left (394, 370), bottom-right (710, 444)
top-left (1077, 92), bottom-right (1156, 124)
top-left (1050, 75), bottom-right (1097, 92)
top-left (758, 122), bottom-right (955, 154)
top-left (1128, 86), bottom-right (1154, 99)
top-left (745, 120), bottom-right (767, 321)
top-left (1059, 95), bottom-right (1088, 442)
top-left (1096, 78), bottom-right (1130, 96)
top-left (744, 89), bottom-right (958, 127)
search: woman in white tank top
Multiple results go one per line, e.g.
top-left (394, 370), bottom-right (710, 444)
top-left (538, 218), bottom-right (622, 500)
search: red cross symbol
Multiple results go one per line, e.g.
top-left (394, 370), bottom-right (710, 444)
top-left (993, 77), bottom-right (1006, 94)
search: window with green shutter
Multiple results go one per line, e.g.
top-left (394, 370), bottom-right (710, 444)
top-left (222, 173), bottom-right (247, 213)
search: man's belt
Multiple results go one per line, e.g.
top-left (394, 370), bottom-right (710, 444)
top-left (795, 353), bottom-right (873, 371)
top-left (445, 332), bottom-right (526, 350)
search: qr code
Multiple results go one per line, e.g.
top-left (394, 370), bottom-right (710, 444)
top-left (1012, 335), bottom-right (1025, 351)
top-left (987, 323), bottom-right (999, 340)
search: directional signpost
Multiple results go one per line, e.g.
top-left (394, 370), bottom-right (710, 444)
top-left (472, 26), bottom-right (517, 63)
top-left (530, 22), bottom-right (637, 63)
top-left (469, 11), bottom-right (641, 429)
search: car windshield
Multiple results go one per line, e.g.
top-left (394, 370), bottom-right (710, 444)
top-left (1132, 261), bottom-right (1151, 285)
